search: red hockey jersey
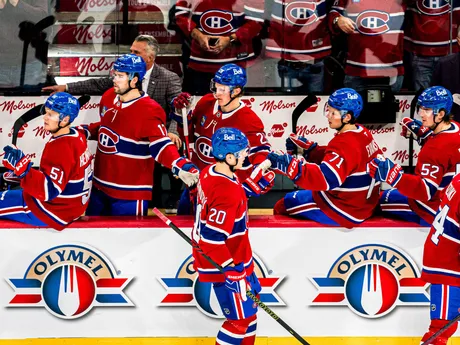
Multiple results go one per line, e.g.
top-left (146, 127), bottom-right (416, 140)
top-left (266, 0), bottom-right (332, 62)
top-left (186, 94), bottom-right (271, 182)
top-left (21, 128), bottom-right (93, 231)
top-left (192, 164), bottom-right (254, 283)
top-left (329, 0), bottom-right (406, 77)
top-left (396, 122), bottom-right (460, 224)
top-left (295, 125), bottom-right (383, 228)
top-left (82, 89), bottom-right (180, 201)
top-left (405, 0), bottom-right (460, 57)
top-left (175, 0), bottom-right (264, 73)
top-left (421, 174), bottom-right (460, 286)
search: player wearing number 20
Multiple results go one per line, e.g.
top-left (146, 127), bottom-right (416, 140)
top-left (192, 128), bottom-right (261, 345)
top-left (268, 88), bottom-right (383, 228)
top-left (0, 93), bottom-right (93, 230)
top-left (419, 174), bottom-right (460, 345)
top-left (369, 86), bottom-right (460, 225)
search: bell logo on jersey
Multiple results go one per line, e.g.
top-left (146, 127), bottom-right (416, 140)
top-left (309, 243), bottom-right (429, 318)
top-left (199, 10), bottom-right (234, 35)
top-left (158, 254), bottom-right (285, 318)
top-left (416, 0), bottom-right (450, 15)
top-left (356, 11), bottom-right (390, 35)
top-left (195, 136), bottom-right (215, 165)
top-left (285, 2), bottom-right (318, 26)
top-left (6, 244), bottom-right (133, 320)
top-left (98, 126), bottom-right (120, 154)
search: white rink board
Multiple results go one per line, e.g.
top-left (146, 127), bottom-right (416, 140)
top-left (0, 223), bottom-right (435, 339)
top-left (0, 95), bottom-right (419, 166)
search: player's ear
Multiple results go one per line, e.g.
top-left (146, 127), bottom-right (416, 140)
top-left (130, 75), bottom-right (139, 88)
top-left (61, 115), bottom-right (71, 127)
top-left (232, 87), bottom-right (242, 98)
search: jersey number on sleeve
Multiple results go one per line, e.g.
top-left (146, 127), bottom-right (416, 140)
top-left (50, 167), bottom-right (64, 184)
top-left (431, 205), bottom-right (450, 245)
top-left (82, 164), bottom-right (93, 205)
top-left (329, 152), bottom-right (344, 168)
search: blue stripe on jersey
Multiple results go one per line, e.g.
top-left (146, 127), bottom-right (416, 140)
top-left (249, 145), bottom-right (271, 155)
top-left (319, 162), bottom-right (341, 190)
top-left (440, 174), bottom-right (455, 189)
top-left (201, 224), bottom-right (228, 243)
top-left (31, 198), bottom-right (68, 226)
top-left (244, 5), bottom-right (265, 21)
top-left (149, 137), bottom-right (173, 160)
top-left (61, 176), bottom-right (93, 197)
top-left (441, 218), bottom-right (460, 242)
top-left (117, 138), bottom-right (150, 157)
top-left (229, 216), bottom-right (247, 236)
top-left (45, 176), bottom-right (61, 201)
top-left (272, 0), bottom-right (328, 20)
top-left (424, 179), bottom-right (438, 199)
top-left (339, 173), bottom-right (372, 189)
top-left (318, 191), bottom-right (362, 224)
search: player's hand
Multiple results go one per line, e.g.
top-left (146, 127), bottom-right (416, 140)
top-left (2, 145), bottom-right (32, 178)
top-left (242, 165), bottom-right (276, 197)
top-left (337, 16), bottom-right (356, 34)
top-left (172, 157), bottom-right (199, 187)
top-left (210, 36), bottom-right (231, 54)
top-left (2, 171), bottom-right (20, 184)
top-left (286, 133), bottom-right (317, 157)
top-left (172, 92), bottom-right (192, 111)
top-left (267, 151), bottom-right (302, 181)
top-left (169, 109), bottom-right (192, 128)
top-left (168, 132), bottom-right (182, 149)
top-left (368, 157), bottom-right (403, 187)
top-left (400, 117), bottom-right (432, 146)
top-left (41, 85), bottom-right (66, 94)
top-left (191, 28), bottom-right (213, 51)
top-left (223, 263), bottom-right (248, 302)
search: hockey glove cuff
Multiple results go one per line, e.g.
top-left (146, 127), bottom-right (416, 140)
top-left (400, 117), bottom-right (432, 146)
top-left (242, 165), bottom-right (276, 197)
top-left (223, 263), bottom-right (248, 302)
top-left (372, 157), bottom-right (403, 187)
top-left (267, 151), bottom-right (302, 182)
top-left (2, 145), bottom-right (32, 178)
top-left (286, 133), bottom-right (317, 158)
top-left (172, 157), bottom-right (199, 187)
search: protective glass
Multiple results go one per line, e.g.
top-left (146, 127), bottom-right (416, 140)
top-left (210, 79), bottom-right (230, 94)
top-left (323, 103), bottom-right (342, 118)
top-left (234, 147), bottom-right (249, 159)
top-left (110, 69), bottom-right (129, 81)
top-left (417, 106), bottom-right (434, 116)
top-left (41, 106), bottom-right (60, 121)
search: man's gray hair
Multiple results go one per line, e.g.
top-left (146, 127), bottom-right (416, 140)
top-left (134, 34), bottom-right (160, 57)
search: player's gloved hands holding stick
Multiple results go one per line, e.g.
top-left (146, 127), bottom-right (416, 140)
top-left (2, 145), bottom-right (33, 178)
top-left (400, 117), bottom-right (432, 146)
top-left (223, 263), bottom-right (248, 301)
top-left (286, 133), bottom-right (317, 158)
top-left (170, 93), bottom-right (194, 128)
top-left (242, 160), bottom-right (275, 197)
top-left (172, 157), bottom-right (200, 187)
top-left (367, 156), bottom-right (403, 187)
top-left (267, 151), bottom-right (302, 181)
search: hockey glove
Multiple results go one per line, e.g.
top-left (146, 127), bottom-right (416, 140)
top-left (172, 92), bottom-right (192, 110)
top-left (172, 157), bottom-right (199, 187)
top-left (267, 151), bottom-right (302, 182)
top-left (2, 146), bottom-right (32, 178)
top-left (242, 165), bottom-right (276, 197)
top-left (286, 133), bottom-right (317, 158)
top-left (368, 157), bottom-right (403, 187)
top-left (400, 117), bottom-right (432, 146)
top-left (223, 263), bottom-right (248, 301)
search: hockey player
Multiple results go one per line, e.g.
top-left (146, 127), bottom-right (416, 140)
top-left (78, 54), bottom-right (199, 216)
top-left (0, 92), bottom-right (93, 230)
top-left (369, 86), bottom-right (460, 225)
top-left (171, 63), bottom-right (274, 214)
top-left (267, 88), bottom-right (383, 228)
top-left (419, 174), bottom-right (460, 345)
top-left (192, 127), bottom-right (260, 345)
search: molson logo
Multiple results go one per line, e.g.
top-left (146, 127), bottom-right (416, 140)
top-left (309, 243), bottom-right (429, 318)
top-left (6, 244), bottom-right (133, 319)
top-left (159, 254), bottom-right (284, 318)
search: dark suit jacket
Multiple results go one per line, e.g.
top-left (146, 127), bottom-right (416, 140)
top-left (67, 64), bottom-right (182, 115)
top-left (432, 53), bottom-right (460, 121)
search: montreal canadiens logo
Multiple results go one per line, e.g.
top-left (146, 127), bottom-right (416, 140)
top-left (356, 10), bottom-right (390, 35)
top-left (6, 244), bottom-right (133, 319)
top-left (98, 126), bottom-right (119, 154)
top-left (309, 243), bottom-right (429, 318)
top-left (416, 0), bottom-right (450, 15)
top-left (285, 2), bottom-right (318, 26)
top-left (195, 136), bottom-right (215, 165)
top-left (158, 254), bottom-right (285, 318)
top-left (200, 10), bottom-right (234, 35)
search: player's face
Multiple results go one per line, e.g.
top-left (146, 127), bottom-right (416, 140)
top-left (418, 106), bottom-right (435, 127)
top-left (212, 82), bottom-right (232, 106)
top-left (43, 107), bottom-right (61, 131)
top-left (130, 40), bottom-right (154, 67)
top-left (226, 148), bottom-right (248, 170)
top-left (325, 105), bottom-right (343, 129)
top-left (111, 71), bottom-right (130, 94)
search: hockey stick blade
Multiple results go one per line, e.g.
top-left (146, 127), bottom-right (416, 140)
top-left (421, 313), bottom-right (460, 345)
top-left (152, 208), bottom-right (310, 345)
top-left (408, 88), bottom-right (424, 173)
top-left (12, 95), bottom-right (91, 145)
top-left (292, 94), bottom-right (317, 135)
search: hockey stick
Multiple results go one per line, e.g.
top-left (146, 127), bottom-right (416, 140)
top-left (366, 154), bottom-right (385, 199)
top-left (408, 88), bottom-right (424, 173)
top-left (421, 313), bottom-right (460, 345)
top-left (12, 95), bottom-right (91, 145)
top-left (181, 107), bottom-right (192, 159)
top-left (152, 207), bottom-right (310, 345)
top-left (292, 94), bottom-right (318, 135)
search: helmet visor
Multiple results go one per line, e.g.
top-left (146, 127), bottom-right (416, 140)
top-left (110, 68), bottom-right (129, 81)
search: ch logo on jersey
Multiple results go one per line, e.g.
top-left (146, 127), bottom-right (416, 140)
top-left (309, 243), bottom-right (429, 318)
top-left (285, 1), bottom-right (318, 26)
top-left (200, 10), bottom-right (234, 35)
top-left (195, 136), bottom-right (215, 165)
top-left (98, 126), bottom-right (119, 154)
top-left (6, 244), bottom-right (133, 319)
top-left (158, 254), bottom-right (285, 318)
top-left (416, 0), bottom-right (450, 15)
top-left (356, 10), bottom-right (390, 35)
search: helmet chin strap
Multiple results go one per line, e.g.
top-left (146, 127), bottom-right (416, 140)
top-left (430, 110), bottom-right (445, 131)
top-left (223, 87), bottom-right (240, 108)
top-left (224, 155), bottom-right (238, 172)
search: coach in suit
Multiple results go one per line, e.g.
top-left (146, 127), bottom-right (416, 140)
top-left (43, 34), bottom-right (185, 213)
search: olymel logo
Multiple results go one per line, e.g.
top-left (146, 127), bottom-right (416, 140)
top-left (6, 244), bottom-right (133, 319)
top-left (159, 254), bottom-right (285, 318)
top-left (309, 243), bottom-right (429, 318)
